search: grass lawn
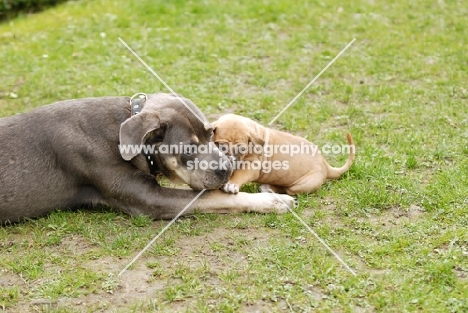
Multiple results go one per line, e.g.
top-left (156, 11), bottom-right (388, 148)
top-left (1, 0), bottom-right (467, 311)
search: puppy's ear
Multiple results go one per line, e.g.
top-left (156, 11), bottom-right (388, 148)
top-left (211, 120), bottom-right (218, 131)
top-left (247, 122), bottom-right (265, 147)
top-left (210, 121), bottom-right (219, 141)
top-left (119, 112), bottom-right (161, 161)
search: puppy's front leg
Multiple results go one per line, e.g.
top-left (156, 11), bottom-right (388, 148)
top-left (221, 168), bottom-right (260, 194)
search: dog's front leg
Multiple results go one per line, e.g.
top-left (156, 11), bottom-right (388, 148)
top-left (91, 166), bottom-right (294, 219)
top-left (111, 186), bottom-right (296, 218)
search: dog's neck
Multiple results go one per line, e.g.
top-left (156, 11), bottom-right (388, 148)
top-left (129, 93), bottom-right (160, 176)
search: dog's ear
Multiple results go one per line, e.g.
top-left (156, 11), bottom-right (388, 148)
top-left (119, 112), bottom-right (161, 161)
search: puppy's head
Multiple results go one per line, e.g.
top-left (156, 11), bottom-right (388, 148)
top-left (119, 93), bottom-right (233, 190)
top-left (212, 114), bottom-right (265, 161)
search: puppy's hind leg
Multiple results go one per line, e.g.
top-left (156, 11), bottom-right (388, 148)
top-left (284, 172), bottom-right (327, 196)
top-left (259, 184), bottom-right (287, 194)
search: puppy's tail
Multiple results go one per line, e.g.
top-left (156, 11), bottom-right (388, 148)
top-left (326, 133), bottom-right (355, 179)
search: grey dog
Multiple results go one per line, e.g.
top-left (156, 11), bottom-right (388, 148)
top-left (0, 93), bottom-right (294, 224)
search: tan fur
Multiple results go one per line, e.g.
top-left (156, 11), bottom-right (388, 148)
top-left (212, 114), bottom-right (355, 196)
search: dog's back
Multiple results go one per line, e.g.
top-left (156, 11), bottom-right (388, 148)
top-left (0, 98), bottom-right (123, 223)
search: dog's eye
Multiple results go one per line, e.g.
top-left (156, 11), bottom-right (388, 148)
top-left (148, 128), bottom-right (165, 143)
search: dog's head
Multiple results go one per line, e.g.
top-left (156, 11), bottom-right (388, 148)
top-left (119, 93), bottom-right (232, 190)
top-left (211, 114), bottom-right (265, 161)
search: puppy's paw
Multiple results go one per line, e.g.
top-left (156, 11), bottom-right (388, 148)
top-left (221, 183), bottom-right (239, 194)
top-left (228, 155), bottom-right (237, 164)
top-left (259, 184), bottom-right (272, 193)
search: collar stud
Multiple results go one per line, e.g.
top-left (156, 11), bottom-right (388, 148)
top-left (130, 93), bottom-right (148, 116)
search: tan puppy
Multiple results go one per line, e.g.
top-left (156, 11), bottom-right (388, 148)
top-left (212, 114), bottom-right (355, 195)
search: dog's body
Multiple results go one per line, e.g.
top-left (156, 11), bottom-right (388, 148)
top-left (212, 114), bottom-right (355, 195)
top-left (0, 94), bottom-right (294, 224)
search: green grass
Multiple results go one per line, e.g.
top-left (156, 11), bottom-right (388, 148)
top-left (1, 0), bottom-right (468, 311)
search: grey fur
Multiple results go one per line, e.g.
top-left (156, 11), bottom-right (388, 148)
top-left (0, 93), bottom-right (295, 224)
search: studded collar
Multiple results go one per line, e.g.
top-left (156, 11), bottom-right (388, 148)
top-left (129, 93), bottom-right (159, 175)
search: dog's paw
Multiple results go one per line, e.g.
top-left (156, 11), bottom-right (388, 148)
top-left (250, 193), bottom-right (295, 214)
top-left (221, 183), bottom-right (239, 194)
top-left (273, 194), bottom-right (296, 214)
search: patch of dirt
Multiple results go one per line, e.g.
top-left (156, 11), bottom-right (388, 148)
top-left (367, 268), bottom-right (389, 276)
top-left (3, 227), bottom-right (280, 312)
top-left (365, 204), bottom-right (426, 227)
top-left (453, 267), bottom-right (468, 281)
top-left (304, 284), bottom-right (326, 301)
top-left (0, 270), bottom-right (27, 288)
top-left (47, 234), bottom-right (96, 257)
top-left (242, 299), bottom-right (289, 312)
